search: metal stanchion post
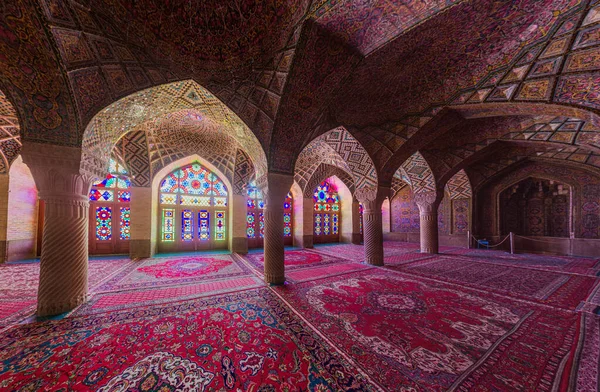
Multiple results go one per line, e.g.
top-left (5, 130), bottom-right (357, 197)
top-left (510, 232), bottom-right (514, 254)
top-left (467, 230), bottom-right (471, 249)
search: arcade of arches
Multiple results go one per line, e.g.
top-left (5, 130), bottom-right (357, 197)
top-left (1, 1), bottom-right (600, 390)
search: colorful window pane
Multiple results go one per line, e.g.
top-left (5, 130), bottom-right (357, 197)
top-left (259, 212), bottom-right (265, 238)
top-left (313, 180), bottom-right (340, 238)
top-left (118, 191), bottom-right (131, 202)
top-left (215, 211), bottom-right (225, 241)
top-left (199, 210), bottom-right (210, 241)
top-left (160, 194), bottom-right (177, 205)
top-left (246, 212), bottom-right (256, 238)
top-left (315, 214), bottom-right (322, 235)
top-left (180, 195), bottom-right (211, 206)
top-left (162, 209), bottom-right (175, 242)
top-left (96, 207), bottom-right (112, 241)
top-left (181, 210), bottom-right (194, 241)
top-left (246, 183), bottom-right (293, 239)
top-left (120, 207), bottom-right (131, 240)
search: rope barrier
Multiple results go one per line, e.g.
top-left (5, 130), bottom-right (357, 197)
top-left (513, 234), bottom-right (562, 244)
top-left (470, 234), bottom-right (510, 248)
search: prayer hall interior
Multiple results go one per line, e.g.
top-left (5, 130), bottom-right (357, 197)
top-left (1, 0), bottom-right (600, 390)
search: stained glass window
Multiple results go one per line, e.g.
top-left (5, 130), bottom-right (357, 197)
top-left (246, 182), bottom-right (293, 240)
top-left (120, 207), bottom-right (130, 240)
top-left (313, 180), bottom-right (340, 240)
top-left (158, 162), bottom-right (229, 244)
top-left (96, 207), bottom-right (112, 241)
top-left (162, 209), bottom-right (175, 242)
top-left (215, 211), bottom-right (225, 241)
top-left (90, 158), bottom-right (131, 250)
top-left (199, 210), bottom-right (210, 241)
top-left (181, 210), bottom-right (193, 241)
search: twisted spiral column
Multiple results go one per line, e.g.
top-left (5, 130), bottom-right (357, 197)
top-left (37, 195), bottom-right (90, 316)
top-left (362, 207), bottom-right (384, 266)
top-left (415, 191), bottom-right (440, 255)
top-left (259, 173), bottom-right (293, 285)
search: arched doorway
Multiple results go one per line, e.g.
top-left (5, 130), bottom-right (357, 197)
top-left (88, 159), bottom-right (131, 254)
top-left (313, 180), bottom-right (340, 243)
top-left (157, 162), bottom-right (229, 252)
top-left (246, 181), bottom-right (293, 248)
top-left (500, 177), bottom-right (570, 237)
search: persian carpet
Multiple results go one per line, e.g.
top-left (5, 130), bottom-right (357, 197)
top-left (391, 256), bottom-right (598, 310)
top-left (274, 268), bottom-right (581, 392)
top-left (0, 288), bottom-right (374, 391)
top-left (569, 313), bottom-right (600, 392)
top-left (312, 243), bottom-right (367, 261)
top-left (0, 258), bottom-right (133, 328)
top-left (242, 249), bottom-right (349, 273)
top-left (445, 249), bottom-right (600, 276)
top-left (93, 254), bottom-right (251, 293)
top-left (72, 276), bottom-right (264, 316)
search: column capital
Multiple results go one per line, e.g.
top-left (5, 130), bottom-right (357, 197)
top-left (355, 186), bottom-right (390, 211)
top-left (414, 191), bottom-right (440, 214)
top-left (20, 142), bottom-right (97, 201)
top-left (256, 172), bottom-right (294, 207)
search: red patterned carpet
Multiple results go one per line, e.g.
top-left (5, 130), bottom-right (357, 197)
top-left (0, 244), bottom-right (599, 390)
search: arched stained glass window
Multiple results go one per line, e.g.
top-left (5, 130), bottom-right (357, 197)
top-left (158, 162), bottom-right (229, 252)
top-left (89, 158), bottom-right (131, 254)
top-left (313, 180), bottom-right (340, 243)
top-left (246, 181), bottom-right (293, 247)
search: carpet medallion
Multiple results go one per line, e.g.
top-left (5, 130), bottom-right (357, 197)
top-left (94, 254), bottom-right (250, 292)
top-left (243, 249), bottom-right (347, 272)
top-left (0, 288), bottom-right (373, 391)
top-left (274, 269), bottom-right (580, 391)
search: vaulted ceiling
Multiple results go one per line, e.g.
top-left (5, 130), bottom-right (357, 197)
top-left (1, 0), bottom-right (599, 189)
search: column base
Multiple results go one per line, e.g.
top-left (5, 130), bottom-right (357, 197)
top-left (365, 256), bottom-right (384, 266)
top-left (351, 233), bottom-right (362, 245)
top-left (130, 239), bottom-right (154, 259)
top-left (264, 273), bottom-right (285, 285)
top-left (37, 294), bottom-right (88, 317)
top-left (231, 237), bottom-right (248, 254)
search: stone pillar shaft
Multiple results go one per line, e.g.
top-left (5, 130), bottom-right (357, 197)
top-left (21, 143), bottom-right (98, 317)
top-left (258, 173), bottom-right (293, 285)
top-left (129, 186), bottom-right (154, 259)
top-left (356, 186), bottom-right (389, 266)
top-left (231, 194), bottom-right (248, 254)
top-left (415, 191), bottom-right (440, 255)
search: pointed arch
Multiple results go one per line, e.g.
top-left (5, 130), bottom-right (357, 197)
top-left (303, 164), bottom-right (356, 199)
top-left (445, 170), bottom-right (472, 200)
top-left (81, 80), bottom-right (267, 180)
top-left (398, 152), bottom-right (436, 194)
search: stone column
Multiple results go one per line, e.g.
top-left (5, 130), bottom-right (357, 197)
top-left (351, 200), bottom-right (362, 244)
top-left (258, 173), bottom-right (293, 285)
top-left (415, 191), bottom-right (440, 254)
top-left (231, 193), bottom-right (248, 254)
top-left (356, 186), bottom-right (389, 266)
top-left (21, 143), bottom-right (97, 317)
top-left (130, 186), bottom-right (155, 259)
top-left (0, 174), bottom-right (8, 263)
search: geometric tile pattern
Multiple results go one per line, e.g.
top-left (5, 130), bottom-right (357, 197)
top-left (302, 163), bottom-right (356, 198)
top-left (391, 173), bottom-right (409, 199)
top-left (445, 169), bottom-right (472, 200)
top-left (233, 149), bottom-right (254, 195)
top-left (82, 80), bottom-right (267, 179)
top-left (321, 127), bottom-right (378, 189)
top-left (294, 138), bottom-right (354, 191)
top-left (400, 152), bottom-right (436, 193)
top-left (113, 131), bottom-right (151, 186)
top-left (0, 90), bottom-right (21, 174)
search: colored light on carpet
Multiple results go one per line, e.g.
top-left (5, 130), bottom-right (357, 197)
top-left (74, 277), bottom-right (263, 316)
top-left (137, 257), bottom-right (233, 278)
top-left (243, 249), bottom-right (348, 272)
top-left (94, 254), bottom-right (251, 292)
top-left (274, 269), bottom-right (581, 391)
top-left (286, 262), bottom-right (372, 282)
top-left (0, 289), bottom-right (373, 391)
